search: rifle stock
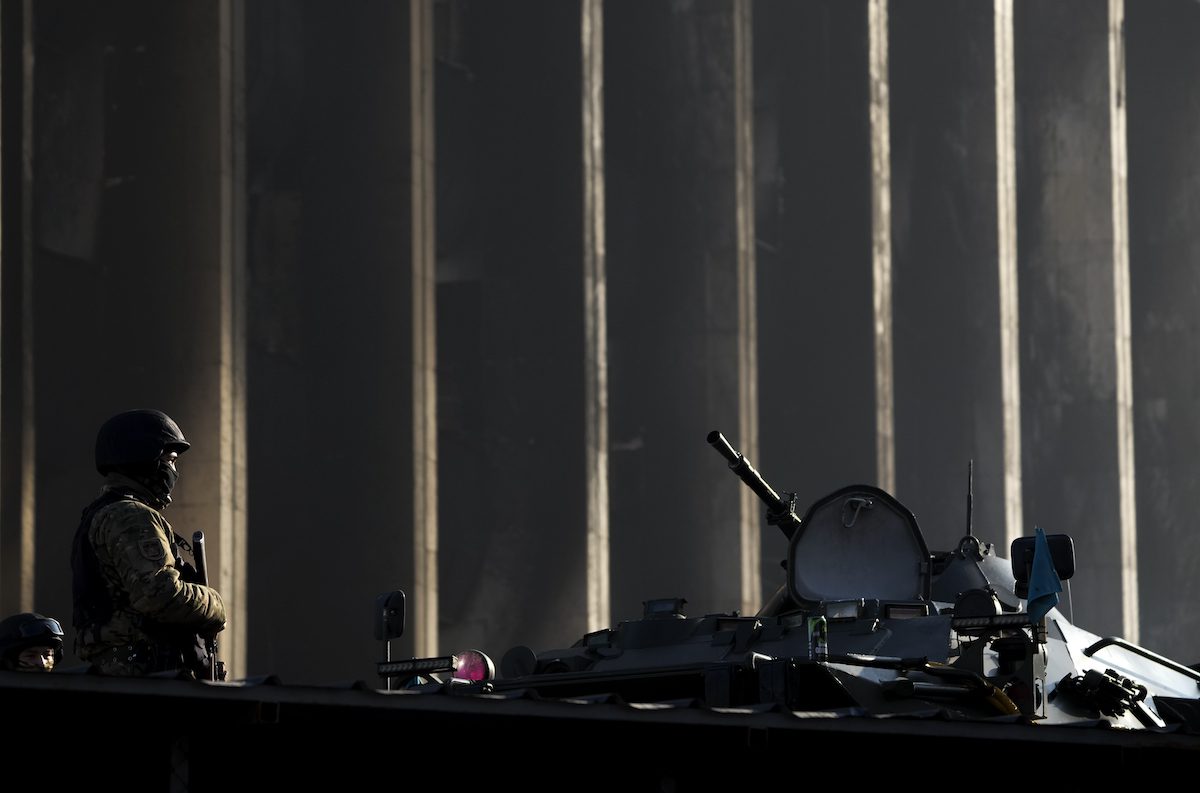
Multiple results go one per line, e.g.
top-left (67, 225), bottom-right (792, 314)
top-left (191, 530), bottom-right (223, 681)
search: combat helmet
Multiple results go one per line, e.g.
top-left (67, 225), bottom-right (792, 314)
top-left (0, 612), bottom-right (64, 670)
top-left (95, 409), bottom-right (190, 474)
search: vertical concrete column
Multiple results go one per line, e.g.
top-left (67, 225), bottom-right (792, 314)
top-left (216, 0), bottom-right (248, 679)
top-left (0, 0), bottom-right (35, 613)
top-left (581, 0), bottom-right (610, 634)
top-left (1014, 0), bottom-right (1131, 639)
top-left (244, 1), bottom-right (415, 682)
top-left (869, 0), bottom-right (895, 497)
top-left (887, 1), bottom-right (1006, 552)
top-left (410, 0), bottom-right (437, 660)
top-left (605, 0), bottom-right (748, 618)
top-left (20, 1), bottom-right (246, 669)
top-left (434, 0), bottom-right (590, 655)
top-left (995, 0), bottom-right (1023, 551)
top-left (731, 0), bottom-right (759, 617)
top-left (753, 1), bottom-right (875, 598)
top-left (1126, 0), bottom-right (1200, 661)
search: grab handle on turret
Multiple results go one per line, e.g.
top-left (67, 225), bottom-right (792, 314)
top-left (707, 430), bottom-right (802, 540)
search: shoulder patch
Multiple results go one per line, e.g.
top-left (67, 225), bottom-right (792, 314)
top-left (139, 537), bottom-right (168, 563)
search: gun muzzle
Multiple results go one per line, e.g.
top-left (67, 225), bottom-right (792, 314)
top-left (708, 429), bottom-right (799, 539)
top-left (707, 430), bottom-right (740, 466)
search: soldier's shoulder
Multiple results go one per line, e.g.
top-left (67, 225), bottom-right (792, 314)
top-left (93, 496), bottom-right (162, 530)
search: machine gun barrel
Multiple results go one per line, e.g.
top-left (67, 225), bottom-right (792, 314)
top-left (707, 430), bottom-right (801, 539)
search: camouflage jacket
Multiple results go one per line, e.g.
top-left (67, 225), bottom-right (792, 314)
top-left (75, 473), bottom-right (226, 676)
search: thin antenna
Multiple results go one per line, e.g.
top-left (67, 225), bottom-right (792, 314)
top-left (966, 459), bottom-right (974, 537)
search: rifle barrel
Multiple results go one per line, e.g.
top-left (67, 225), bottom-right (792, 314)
top-left (191, 530), bottom-right (219, 681)
top-left (192, 531), bottom-right (209, 586)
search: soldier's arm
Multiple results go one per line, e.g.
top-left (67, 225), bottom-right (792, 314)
top-left (94, 502), bottom-right (227, 631)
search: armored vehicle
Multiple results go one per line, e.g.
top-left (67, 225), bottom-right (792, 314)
top-left (384, 430), bottom-right (1200, 740)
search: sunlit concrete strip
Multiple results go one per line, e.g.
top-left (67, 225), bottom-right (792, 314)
top-left (0, 8), bottom-right (4, 604)
top-left (218, 0), bottom-right (248, 677)
top-left (1108, 0), bottom-right (1138, 645)
top-left (868, 0), bottom-right (894, 494)
top-left (995, 0), bottom-right (1023, 551)
top-left (19, 0), bottom-right (35, 611)
top-left (411, 0), bottom-right (438, 657)
top-left (733, 0), bottom-right (759, 617)
top-left (582, 0), bottom-right (610, 634)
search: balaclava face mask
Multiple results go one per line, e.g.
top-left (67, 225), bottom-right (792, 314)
top-left (123, 457), bottom-right (178, 509)
top-left (151, 458), bottom-right (179, 507)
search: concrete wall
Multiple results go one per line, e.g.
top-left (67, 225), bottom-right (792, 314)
top-left (1014, 0), bottom-right (1126, 639)
top-left (605, 0), bottom-right (748, 620)
top-left (753, 0), bottom-right (877, 595)
top-left (244, 0), bottom-right (415, 682)
top-left (889, 0), bottom-right (1005, 554)
top-left (1126, 0), bottom-right (1200, 662)
top-left (3, 0), bottom-right (1199, 682)
top-left (434, 0), bottom-right (591, 657)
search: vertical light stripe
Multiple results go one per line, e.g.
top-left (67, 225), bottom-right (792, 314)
top-left (868, 0), bottom-right (894, 493)
top-left (733, 0), bottom-right (760, 616)
top-left (995, 0), bottom-right (1023, 550)
top-left (0, 10), bottom-right (4, 600)
top-left (0, 20), bottom-right (4, 586)
top-left (582, 0), bottom-right (610, 633)
top-left (1108, 0), bottom-right (1138, 644)
top-left (19, 0), bottom-right (35, 610)
top-left (411, 0), bottom-right (439, 657)
top-left (218, 0), bottom-right (248, 678)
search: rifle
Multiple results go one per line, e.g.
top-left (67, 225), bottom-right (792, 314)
top-left (191, 530), bottom-right (225, 681)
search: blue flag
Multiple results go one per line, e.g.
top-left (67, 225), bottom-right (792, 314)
top-left (1026, 526), bottom-right (1063, 623)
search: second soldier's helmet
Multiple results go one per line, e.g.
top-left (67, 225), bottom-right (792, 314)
top-left (0, 612), bottom-right (64, 670)
top-left (95, 408), bottom-right (191, 474)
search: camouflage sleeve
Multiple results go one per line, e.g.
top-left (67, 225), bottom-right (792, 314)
top-left (92, 500), bottom-right (227, 632)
